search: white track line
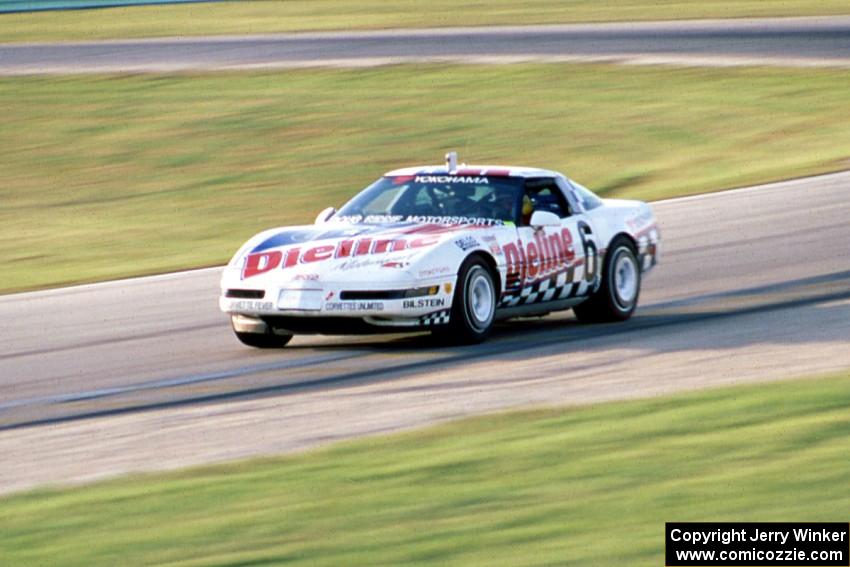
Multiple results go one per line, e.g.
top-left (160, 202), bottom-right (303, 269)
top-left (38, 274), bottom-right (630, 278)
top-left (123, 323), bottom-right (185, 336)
top-left (8, 16), bottom-right (850, 47)
top-left (651, 169), bottom-right (850, 204)
top-left (0, 266), bottom-right (222, 299)
top-left (4, 55), bottom-right (850, 75)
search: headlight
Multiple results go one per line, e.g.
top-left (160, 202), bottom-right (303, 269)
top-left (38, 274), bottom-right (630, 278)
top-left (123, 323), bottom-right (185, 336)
top-left (403, 285), bottom-right (440, 298)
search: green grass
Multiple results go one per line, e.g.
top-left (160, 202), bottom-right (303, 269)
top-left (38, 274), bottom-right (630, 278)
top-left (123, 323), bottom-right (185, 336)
top-left (2, 0), bottom-right (849, 43)
top-left (2, 64), bottom-right (850, 293)
top-left (2, 372), bottom-right (849, 566)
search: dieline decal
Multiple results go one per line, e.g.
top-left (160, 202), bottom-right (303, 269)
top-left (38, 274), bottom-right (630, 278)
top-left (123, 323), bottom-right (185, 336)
top-left (242, 235), bottom-right (442, 279)
top-left (503, 228), bottom-right (577, 282)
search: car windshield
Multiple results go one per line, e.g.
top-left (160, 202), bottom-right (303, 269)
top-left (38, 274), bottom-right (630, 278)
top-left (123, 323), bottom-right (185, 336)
top-left (336, 175), bottom-right (524, 225)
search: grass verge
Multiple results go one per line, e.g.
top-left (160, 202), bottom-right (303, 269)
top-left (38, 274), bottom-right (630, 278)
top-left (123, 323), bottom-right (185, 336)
top-left (2, 0), bottom-right (849, 43)
top-left (1, 372), bottom-right (849, 566)
top-left (2, 64), bottom-right (850, 292)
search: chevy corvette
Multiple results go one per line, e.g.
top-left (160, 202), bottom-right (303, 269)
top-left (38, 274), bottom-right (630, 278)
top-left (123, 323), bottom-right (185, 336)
top-left (219, 153), bottom-right (659, 347)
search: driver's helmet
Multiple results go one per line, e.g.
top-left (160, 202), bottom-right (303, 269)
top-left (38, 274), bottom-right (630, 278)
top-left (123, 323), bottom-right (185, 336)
top-left (522, 195), bottom-right (534, 216)
top-left (521, 194), bottom-right (534, 224)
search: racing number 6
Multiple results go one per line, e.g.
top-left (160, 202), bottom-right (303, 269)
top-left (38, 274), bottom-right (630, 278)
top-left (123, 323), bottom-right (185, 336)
top-left (578, 221), bottom-right (598, 283)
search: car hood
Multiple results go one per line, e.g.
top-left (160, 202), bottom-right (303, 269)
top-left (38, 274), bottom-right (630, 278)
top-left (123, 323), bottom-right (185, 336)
top-left (224, 221), bottom-right (501, 286)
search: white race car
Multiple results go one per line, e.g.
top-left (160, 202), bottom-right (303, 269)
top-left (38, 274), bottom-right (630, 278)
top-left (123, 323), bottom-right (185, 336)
top-left (220, 153), bottom-right (659, 347)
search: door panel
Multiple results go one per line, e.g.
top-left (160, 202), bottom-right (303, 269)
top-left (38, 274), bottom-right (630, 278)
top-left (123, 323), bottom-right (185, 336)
top-left (499, 179), bottom-right (601, 307)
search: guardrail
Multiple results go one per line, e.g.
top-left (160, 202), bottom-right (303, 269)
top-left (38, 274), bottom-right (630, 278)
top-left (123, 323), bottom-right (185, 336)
top-left (0, 0), bottom-right (222, 13)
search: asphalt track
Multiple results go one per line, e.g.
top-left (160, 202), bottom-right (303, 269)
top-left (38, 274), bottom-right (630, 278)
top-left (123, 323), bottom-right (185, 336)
top-left (2, 171), bottom-right (850, 493)
top-left (2, 16), bottom-right (850, 73)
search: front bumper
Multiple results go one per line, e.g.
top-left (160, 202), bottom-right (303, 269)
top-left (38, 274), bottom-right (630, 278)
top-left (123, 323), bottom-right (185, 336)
top-left (219, 274), bottom-right (455, 329)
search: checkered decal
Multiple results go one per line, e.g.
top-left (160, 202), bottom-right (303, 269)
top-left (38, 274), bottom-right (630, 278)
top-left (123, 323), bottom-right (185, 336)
top-left (419, 309), bottom-right (451, 326)
top-left (500, 265), bottom-right (594, 307)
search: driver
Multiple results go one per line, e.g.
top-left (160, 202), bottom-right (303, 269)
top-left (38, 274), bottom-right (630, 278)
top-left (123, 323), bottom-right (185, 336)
top-left (488, 190), bottom-right (511, 220)
top-left (443, 187), bottom-right (479, 216)
top-left (487, 190), bottom-right (533, 223)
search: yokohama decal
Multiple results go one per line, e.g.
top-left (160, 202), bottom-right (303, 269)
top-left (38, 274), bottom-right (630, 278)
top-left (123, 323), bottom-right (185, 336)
top-left (413, 175), bottom-right (488, 184)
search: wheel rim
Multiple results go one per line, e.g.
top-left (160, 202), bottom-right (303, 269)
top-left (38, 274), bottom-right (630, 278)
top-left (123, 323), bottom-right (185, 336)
top-left (612, 248), bottom-right (638, 310)
top-left (466, 267), bottom-right (495, 332)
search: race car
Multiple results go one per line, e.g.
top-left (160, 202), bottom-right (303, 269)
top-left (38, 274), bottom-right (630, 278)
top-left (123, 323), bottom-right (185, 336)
top-left (219, 153), bottom-right (660, 347)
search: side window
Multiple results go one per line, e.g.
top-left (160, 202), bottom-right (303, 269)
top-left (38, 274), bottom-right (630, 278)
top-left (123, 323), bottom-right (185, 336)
top-left (570, 180), bottom-right (604, 211)
top-left (524, 178), bottom-right (571, 222)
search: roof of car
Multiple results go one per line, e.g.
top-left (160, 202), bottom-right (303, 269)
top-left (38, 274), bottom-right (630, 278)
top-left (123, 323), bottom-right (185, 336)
top-left (384, 165), bottom-right (564, 179)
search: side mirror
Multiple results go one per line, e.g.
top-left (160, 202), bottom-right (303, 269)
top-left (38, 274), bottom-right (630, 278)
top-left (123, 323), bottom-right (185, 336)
top-left (314, 206), bottom-right (336, 224)
top-left (529, 210), bottom-right (560, 228)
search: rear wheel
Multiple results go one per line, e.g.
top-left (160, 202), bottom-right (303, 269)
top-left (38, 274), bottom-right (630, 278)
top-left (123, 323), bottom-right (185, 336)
top-left (573, 236), bottom-right (640, 323)
top-left (443, 257), bottom-right (497, 344)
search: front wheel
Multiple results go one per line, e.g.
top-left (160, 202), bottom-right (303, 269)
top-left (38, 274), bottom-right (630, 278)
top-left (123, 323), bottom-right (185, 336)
top-left (232, 316), bottom-right (293, 348)
top-left (443, 257), bottom-right (497, 344)
top-left (234, 331), bottom-right (293, 348)
top-left (573, 237), bottom-right (640, 323)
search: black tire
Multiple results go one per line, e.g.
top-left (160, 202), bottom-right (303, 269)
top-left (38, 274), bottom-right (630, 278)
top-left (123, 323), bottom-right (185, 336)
top-left (573, 236), bottom-right (640, 323)
top-left (442, 257), bottom-right (497, 344)
top-left (233, 329), bottom-right (293, 349)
